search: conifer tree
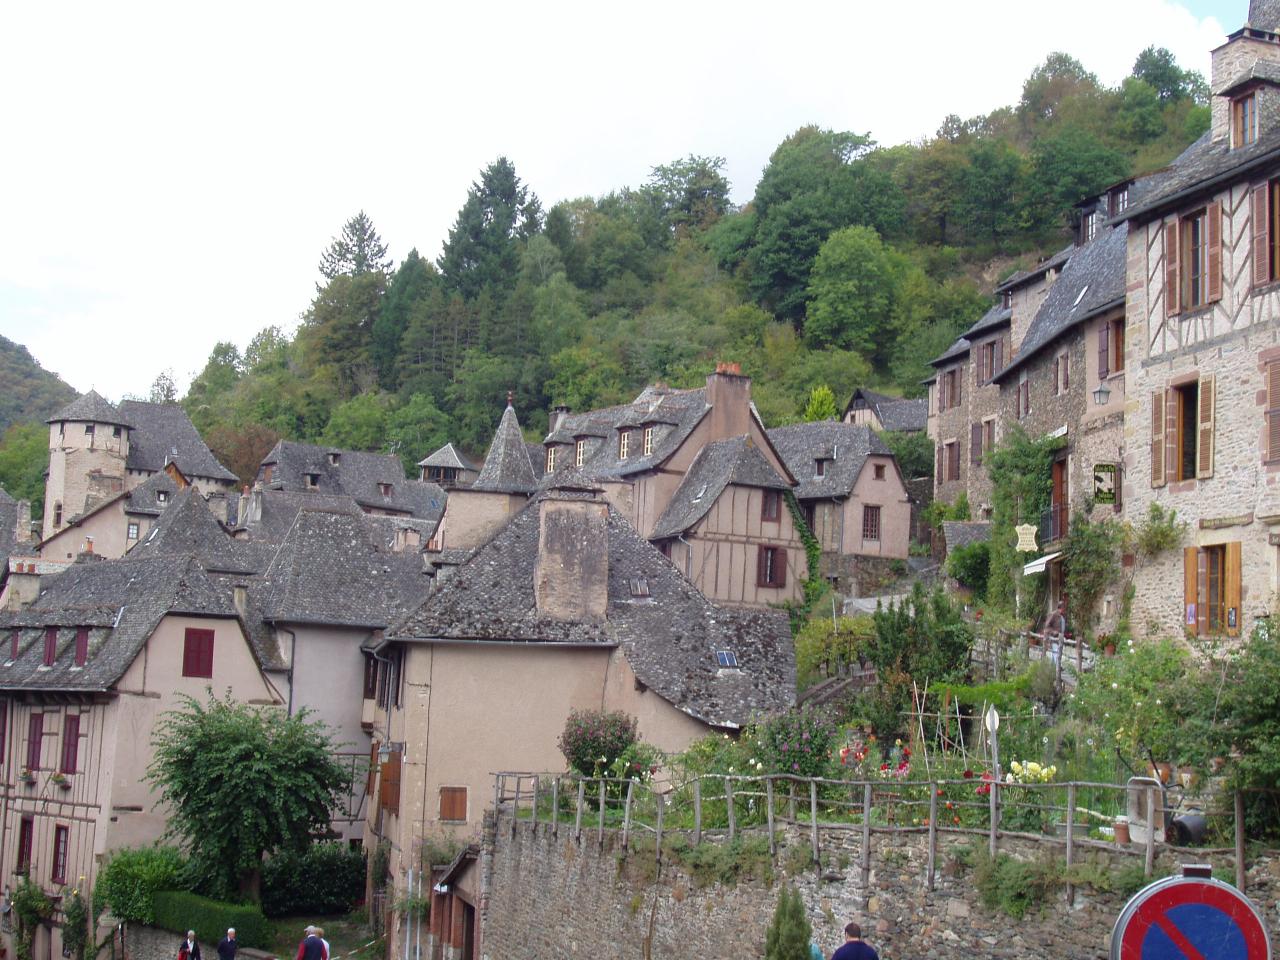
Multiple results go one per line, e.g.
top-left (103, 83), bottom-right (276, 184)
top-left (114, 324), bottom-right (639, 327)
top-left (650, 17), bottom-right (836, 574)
top-left (764, 886), bottom-right (812, 960)
top-left (437, 157), bottom-right (541, 302)
top-left (318, 210), bottom-right (391, 284)
top-left (802, 384), bottom-right (839, 422)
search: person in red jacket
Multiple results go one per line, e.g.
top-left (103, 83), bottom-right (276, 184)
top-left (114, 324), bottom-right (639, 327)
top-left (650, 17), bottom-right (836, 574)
top-left (295, 927), bottom-right (328, 960)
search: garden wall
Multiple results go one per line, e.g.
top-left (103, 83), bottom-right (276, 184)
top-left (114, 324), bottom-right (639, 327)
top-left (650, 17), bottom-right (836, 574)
top-left (479, 811), bottom-right (1280, 960)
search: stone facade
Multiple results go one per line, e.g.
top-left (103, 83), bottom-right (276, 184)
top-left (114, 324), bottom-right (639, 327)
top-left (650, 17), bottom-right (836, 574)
top-left (472, 809), bottom-right (1279, 960)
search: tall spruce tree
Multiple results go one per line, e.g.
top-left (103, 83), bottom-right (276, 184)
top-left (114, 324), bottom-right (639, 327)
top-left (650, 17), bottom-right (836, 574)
top-left (437, 157), bottom-right (541, 302)
top-left (764, 886), bottom-right (812, 960)
top-left (318, 210), bottom-right (392, 285)
top-left (373, 250), bottom-right (439, 390)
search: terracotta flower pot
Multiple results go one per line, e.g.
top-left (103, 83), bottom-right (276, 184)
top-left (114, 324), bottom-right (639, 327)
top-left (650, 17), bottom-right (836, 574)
top-left (1104, 642), bottom-right (1116, 657)
top-left (1114, 817), bottom-right (1131, 844)
top-left (1150, 761), bottom-right (1173, 784)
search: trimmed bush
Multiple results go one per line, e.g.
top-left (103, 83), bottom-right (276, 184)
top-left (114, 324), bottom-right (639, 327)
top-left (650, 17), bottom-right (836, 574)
top-left (260, 843), bottom-right (366, 917)
top-left (94, 846), bottom-right (187, 924)
top-left (151, 891), bottom-right (270, 949)
top-left (558, 709), bottom-right (638, 777)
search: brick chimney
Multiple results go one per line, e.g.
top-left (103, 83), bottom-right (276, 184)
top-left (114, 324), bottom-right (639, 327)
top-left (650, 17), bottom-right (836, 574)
top-left (534, 493), bottom-right (609, 621)
top-left (704, 363), bottom-right (752, 440)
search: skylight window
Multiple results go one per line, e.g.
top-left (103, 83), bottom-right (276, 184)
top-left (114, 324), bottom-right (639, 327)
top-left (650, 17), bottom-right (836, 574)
top-left (629, 578), bottom-right (650, 598)
top-left (1073, 285), bottom-right (1089, 308)
top-left (692, 483), bottom-right (708, 502)
top-left (715, 650), bottom-right (738, 668)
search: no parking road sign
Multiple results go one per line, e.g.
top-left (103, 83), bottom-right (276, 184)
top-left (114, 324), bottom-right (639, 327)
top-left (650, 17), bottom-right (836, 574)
top-left (1112, 872), bottom-right (1272, 960)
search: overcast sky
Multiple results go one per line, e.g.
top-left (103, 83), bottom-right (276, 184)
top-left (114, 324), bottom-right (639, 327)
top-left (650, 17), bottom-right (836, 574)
top-left (0, 0), bottom-right (1241, 401)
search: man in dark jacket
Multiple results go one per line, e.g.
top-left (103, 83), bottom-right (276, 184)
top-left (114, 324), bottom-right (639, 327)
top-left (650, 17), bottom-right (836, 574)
top-left (831, 922), bottom-right (878, 960)
top-left (178, 931), bottom-right (201, 960)
top-left (295, 926), bottom-right (328, 960)
top-left (217, 929), bottom-right (236, 960)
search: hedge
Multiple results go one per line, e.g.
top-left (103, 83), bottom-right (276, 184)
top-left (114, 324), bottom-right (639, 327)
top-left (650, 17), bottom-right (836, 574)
top-left (260, 843), bottom-right (366, 918)
top-left (151, 891), bottom-right (270, 949)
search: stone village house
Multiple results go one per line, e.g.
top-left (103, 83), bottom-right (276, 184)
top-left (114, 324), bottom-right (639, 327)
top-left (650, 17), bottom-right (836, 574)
top-left (362, 477), bottom-right (795, 960)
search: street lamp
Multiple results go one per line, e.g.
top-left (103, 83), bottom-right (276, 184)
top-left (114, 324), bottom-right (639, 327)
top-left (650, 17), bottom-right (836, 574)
top-left (1092, 382), bottom-right (1111, 406)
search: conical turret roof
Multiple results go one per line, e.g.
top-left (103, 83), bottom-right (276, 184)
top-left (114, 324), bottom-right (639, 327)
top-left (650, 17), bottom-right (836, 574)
top-left (47, 390), bottom-right (132, 428)
top-left (472, 403), bottom-right (537, 494)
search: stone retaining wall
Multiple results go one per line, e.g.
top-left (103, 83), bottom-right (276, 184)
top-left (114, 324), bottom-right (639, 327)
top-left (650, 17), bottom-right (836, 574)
top-left (480, 813), bottom-right (1280, 960)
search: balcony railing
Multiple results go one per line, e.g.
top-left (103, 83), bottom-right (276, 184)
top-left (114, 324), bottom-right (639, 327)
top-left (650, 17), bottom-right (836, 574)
top-left (1040, 503), bottom-right (1068, 544)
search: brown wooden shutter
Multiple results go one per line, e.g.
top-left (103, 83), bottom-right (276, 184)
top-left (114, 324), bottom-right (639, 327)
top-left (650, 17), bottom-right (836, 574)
top-left (1063, 354), bottom-right (1070, 391)
top-left (1098, 323), bottom-right (1110, 379)
top-left (1197, 375), bottom-right (1215, 479)
top-left (950, 442), bottom-right (961, 481)
top-left (1165, 220), bottom-right (1180, 316)
top-left (1225, 541), bottom-right (1242, 637)
top-left (1151, 392), bottom-right (1166, 487)
top-left (1166, 387), bottom-right (1179, 482)
top-left (367, 742), bottom-right (379, 794)
top-left (936, 446), bottom-right (944, 485)
top-left (1184, 547), bottom-right (1199, 636)
top-left (380, 749), bottom-right (401, 814)
top-left (756, 545), bottom-right (767, 585)
top-left (956, 369), bottom-right (962, 406)
top-left (995, 337), bottom-right (1004, 373)
top-left (1197, 548), bottom-right (1209, 636)
top-left (777, 549), bottom-right (787, 588)
top-left (1253, 184), bottom-right (1271, 286)
top-left (1268, 361), bottom-right (1280, 461)
top-left (971, 423), bottom-right (983, 465)
top-left (1053, 357), bottom-right (1059, 394)
top-left (1206, 201), bottom-right (1223, 303)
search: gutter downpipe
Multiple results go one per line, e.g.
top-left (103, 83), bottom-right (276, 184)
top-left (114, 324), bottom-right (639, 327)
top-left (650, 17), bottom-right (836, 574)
top-left (281, 627), bottom-right (298, 717)
top-left (677, 533), bottom-right (693, 580)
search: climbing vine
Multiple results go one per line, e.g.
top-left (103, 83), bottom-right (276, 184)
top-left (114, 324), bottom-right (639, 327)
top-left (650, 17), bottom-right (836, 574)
top-left (783, 491), bottom-right (826, 631)
top-left (1062, 509), bottom-right (1125, 646)
top-left (984, 428), bottom-right (1064, 615)
top-left (12, 877), bottom-right (53, 960)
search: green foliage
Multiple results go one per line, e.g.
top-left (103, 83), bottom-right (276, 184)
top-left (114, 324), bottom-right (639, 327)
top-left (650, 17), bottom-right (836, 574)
top-left (946, 540), bottom-right (990, 599)
top-left (801, 384), bottom-right (838, 422)
top-left (557, 709), bottom-right (638, 777)
top-left (782, 491), bottom-right (827, 629)
top-left (62, 888), bottom-right (90, 960)
top-left (12, 877), bottom-right (53, 960)
top-left (438, 156), bottom-right (540, 302)
top-left (259, 843), bottom-right (366, 918)
top-left (970, 848), bottom-right (1060, 918)
top-left (1062, 511), bottom-right (1124, 643)
top-left (985, 428), bottom-right (1063, 613)
top-left (319, 392), bottom-right (392, 450)
top-left (794, 615), bottom-right (874, 688)
top-left (147, 694), bottom-right (350, 901)
top-left (662, 834), bottom-right (774, 888)
top-left (1133, 502), bottom-right (1186, 557)
top-left (0, 334), bottom-right (77, 436)
top-left (924, 492), bottom-right (970, 531)
top-left (1217, 618), bottom-right (1280, 836)
top-left (93, 845), bottom-right (187, 924)
top-left (151, 891), bottom-right (270, 949)
top-left (318, 210), bottom-right (391, 283)
top-left (764, 885), bottom-right (812, 960)
top-left (0, 420), bottom-right (49, 518)
top-left (758, 708), bottom-right (836, 778)
top-left (879, 429), bottom-right (933, 480)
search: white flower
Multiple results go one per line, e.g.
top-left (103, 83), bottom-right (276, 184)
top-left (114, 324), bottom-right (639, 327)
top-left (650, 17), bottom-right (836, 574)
top-left (1111, 682), bottom-right (1119, 689)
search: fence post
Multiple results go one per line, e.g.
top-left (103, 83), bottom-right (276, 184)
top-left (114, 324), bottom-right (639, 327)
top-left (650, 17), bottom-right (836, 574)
top-left (551, 776), bottom-right (560, 837)
top-left (926, 784), bottom-right (937, 891)
top-left (766, 778), bottom-right (776, 856)
top-left (809, 779), bottom-right (820, 864)
top-left (493, 773), bottom-right (502, 824)
top-left (1065, 783), bottom-right (1076, 907)
top-left (1234, 792), bottom-right (1247, 892)
top-left (860, 783), bottom-right (873, 897)
top-left (622, 779), bottom-right (634, 850)
top-left (656, 792), bottom-right (665, 865)
top-left (1143, 785), bottom-right (1156, 878)
top-left (531, 777), bottom-right (540, 832)
top-left (574, 779), bottom-right (585, 841)
top-left (988, 779), bottom-right (999, 857)
top-left (726, 777), bottom-right (736, 841)
top-left (693, 778), bottom-right (702, 845)
top-left (789, 784), bottom-right (797, 823)
top-left (598, 779), bottom-right (606, 847)
top-left (512, 776), bottom-right (522, 838)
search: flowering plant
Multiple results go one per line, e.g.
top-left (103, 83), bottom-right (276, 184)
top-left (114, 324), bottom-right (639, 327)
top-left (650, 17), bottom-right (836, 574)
top-left (757, 707), bottom-right (835, 778)
top-left (1005, 760), bottom-right (1057, 783)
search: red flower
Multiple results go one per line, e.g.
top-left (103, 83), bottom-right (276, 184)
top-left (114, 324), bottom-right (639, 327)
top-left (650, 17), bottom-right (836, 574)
top-left (963, 769), bottom-right (974, 779)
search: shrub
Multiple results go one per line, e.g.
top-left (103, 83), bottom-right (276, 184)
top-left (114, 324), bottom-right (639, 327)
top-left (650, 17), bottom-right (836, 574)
top-left (260, 843), bottom-right (366, 918)
top-left (764, 885), bottom-right (812, 960)
top-left (151, 891), bottom-right (270, 948)
top-left (946, 540), bottom-right (990, 598)
top-left (558, 709), bottom-right (638, 777)
top-left (758, 708), bottom-right (836, 778)
top-left (94, 846), bottom-right (187, 924)
top-left (62, 889), bottom-right (89, 960)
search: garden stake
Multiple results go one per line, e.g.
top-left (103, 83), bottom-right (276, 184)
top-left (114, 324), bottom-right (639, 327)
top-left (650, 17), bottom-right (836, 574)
top-left (512, 776), bottom-right (521, 838)
top-left (622, 779), bottom-right (634, 849)
top-left (531, 777), bottom-right (539, 831)
top-left (809, 780), bottom-right (819, 864)
top-left (551, 777), bottom-right (559, 836)
top-left (766, 777), bottom-right (775, 856)
top-left (726, 776), bottom-right (736, 841)
top-left (1065, 783), bottom-right (1076, 906)
top-left (1144, 785), bottom-right (1155, 876)
top-left (861, 782), bottom-right (872, 898)
top-left (1234, 791), bottom-right (1246, 891)
top-left (598, 778), bottom-right (606, 847)
top-left (574, 780), bottom-right (584, 841)
top-left (693, 778), bottom-right (702, 845)
top-left (655, 792), bottom-right (664, 864)
top-left (927, 785), bottom-right (937, 891)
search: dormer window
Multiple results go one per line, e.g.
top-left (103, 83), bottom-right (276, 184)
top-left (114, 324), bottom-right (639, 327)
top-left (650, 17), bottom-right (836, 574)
top-left (74, 627), bottom-right (88, 667)
top-left (629, 578), bottom-right (650, 598)
top-left (305, 473), bottom-right (320, 488)
top-left (1002, 290), bottom-right (1013, 309)
top-left (113, 426), bottom-right (122, 438)
top-left (9, 628), bottom-right (19, 662)
top-left (643, 426), bottom-right (654, 457)
top-left (1083, 210), bottom-right (1099, 243)
top-left (84, 424), bottom-right (94, 436)
top-left (378, 482), bottom-right (393, 497)
top-left (575, 439), bottom-right (586, 468)
top-left (761, 490), bottom-right (781, 522)
top-left (715, 650), bottom-right (738, 668)
top-left (545, 446), bottom-right (557, 473)
top-left (1110, 186), bottom-right (1129, 217)
top-left (815, 459), bottom-right (827, 478)
top-left (618, 431), bottom-right (630, 460)
top-left (156, 490), bottom-right (168, 504)
top-left (328, 452), bottom-right (341, 466)
top-left (1233, 92), bottom-right (1258, 148)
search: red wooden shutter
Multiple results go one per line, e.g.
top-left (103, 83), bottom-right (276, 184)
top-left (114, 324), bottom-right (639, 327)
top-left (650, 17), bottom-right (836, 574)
top-left (1197, 375), bottom-right (1215, 478)
top-left (971, 423), bottom-right (983, 465)
top-left (777, 548), bottom-right (787, 588)
top-left (17, 817), bottom-right (33, 872)
top-left (1206, 201), bottom-right (1223, 303)
top-left (52, 825), bottom-right (68, 884)
top-left (1166, 388), bottom-right (1179, 482)
top-left (61, 714), bottom-right (80, 774)
top-left (9, 629), bottom-right (18, 661)
top-left (182, 628), bottom-right (215, 679)
top-left (1268, 361), bottom-right (1280, 462)
top-left (380, 749), bottom-right (401, 814)
top-left (1151, 392), bottom-right (1166, 487)
top-left (1098, 323), bottom-right (1110, 379)
top-left (1165, 220), bottom-right (1180, 316)
top-left (1253, 184), bottom-right (1271, 286)
top-left (74, 628), bottom-right (88, 667)
top-left (43, 627), bottom-right (57, 666)
top-left (995, 337), bottom-right (1004, 373)
top-left (27, 713), bottom-right (43, 770)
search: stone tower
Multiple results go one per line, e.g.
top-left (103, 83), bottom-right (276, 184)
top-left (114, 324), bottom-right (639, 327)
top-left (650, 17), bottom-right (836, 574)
top-left (43, 391), bottom-right (132, 540)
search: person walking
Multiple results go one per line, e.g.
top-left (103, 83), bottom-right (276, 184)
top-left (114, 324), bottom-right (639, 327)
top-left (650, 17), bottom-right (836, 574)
top-left (178, 931), bottom-right (201, 960)
top-left (315, 927), bottom-right (331, 960)
top-left (296, 926), bottom-right (328, 960)
top-left (217, 929), bottom-right (236, 960)
top-left (1045, 599), bottom-right (1067, 684)
top-left (830, 922), bottom-right (878, 960)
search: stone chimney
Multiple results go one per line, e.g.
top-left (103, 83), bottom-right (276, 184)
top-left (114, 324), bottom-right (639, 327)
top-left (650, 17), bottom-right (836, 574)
top-left (704, 362), bottom-right (753, 440)
top-left (232, 582), bottom-right (248, 619)
top-left (240, 484), bottom-right (264, 528)
top-left (534, 493), bottom-right (609, 621)
top-left (4, 562), bottom-right (41, 610)
top-left (1210, 18), bottom-right (1280, 143)
top-left (14, 500), bottom-right (31, 543)
top-left (549, 405), bottom-right (571, 434)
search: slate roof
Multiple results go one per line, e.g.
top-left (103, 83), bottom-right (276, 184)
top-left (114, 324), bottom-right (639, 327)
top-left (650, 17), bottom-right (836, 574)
top-left (767, 422), bottom-right (891, 501)
top-left (259, 510), bottom-right (428, 629)
top-left (963, 304), bottom-right (1012, 340)
top-left (387, 497), bottom-right (795, 728)
top-left (650, 438), bottom-right (790, 540)
top-left (844, 389), bottom-right (928, 433)
top-left (0, 554), bottom-right (239, 691)
top-left (993, 224), bottom-right (1127, 383)
top-left (930, 337), bottom-right (971, 368)
top-left (418, 443), bottom-right (478, 472)
top-left (1214, 57), bottom-right (1280, 95)
top-left (236, 489), bottom-right (363, 542)
top-left (258, 440), bottom-right (446, 520)
top-left (1117, 127), bottom-right (1280, 224)
top-left (540, 387), bottom-right (711, 482)
top-left (47, 390), bottom-right (132, 427)
top-left (116, 401), bottom-right (237, 482)
top-left (124, 472), bottom-right (180, 517)
top-left (128, 487), bottom-right (269, 575)
top-left (942, 521), bottom-right (992, 552)
top-left (994, 244), bottom-right (1073, 294)
top-left (471, 406), bottom-right (539, 494)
